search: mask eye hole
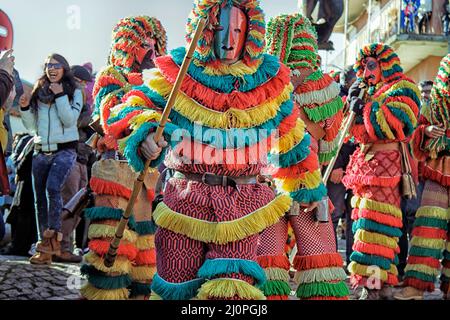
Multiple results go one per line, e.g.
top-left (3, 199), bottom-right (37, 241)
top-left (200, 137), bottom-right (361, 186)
top-left (234, 28), bottom-right (241, 33)
top-left (214, 25), bottom-right (224, 32)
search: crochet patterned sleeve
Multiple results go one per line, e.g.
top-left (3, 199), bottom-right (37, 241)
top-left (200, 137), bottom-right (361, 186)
top-left (269, 110), bottom-right (327, 205)
top-left (360, 78), bottom-right (420, 143)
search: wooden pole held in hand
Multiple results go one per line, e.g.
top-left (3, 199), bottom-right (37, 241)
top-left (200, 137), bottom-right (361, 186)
top-left (103, 18), bottom-right (207, 268)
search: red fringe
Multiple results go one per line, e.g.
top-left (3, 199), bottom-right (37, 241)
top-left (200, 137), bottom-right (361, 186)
top-left (342, 175), bottom-right (401, 189)
top-left (407, 256), bottom-right (441, 269)
top-left (90, 177), bottom-right (131, 199)
top-left (411, 226), bottom-right (448, 240)
top-left (271, 151), bottom-right (319, 179)
top-left (404, 278), bottom-right (434, 292)
top-left (296, 73), bottom-right (334, 94)
top-left (89, 239), bottom-right (138, 260)
top-left (363, 102), bottom-right (379, 142)
top-left (278, 104), bottom-right (300, 136)
top-left (293, 253), bottom-right (343, 271)
top-left (357, 209), bottom-right (403, 228)
top-left (353, 240), bottom-right (395, 260)
top-left (323, 109), bottom-right (344, 142)
top-left (134, 249), bottom-right (156, 266)
top-left (101, 95), bottom-right (119, 135)
top-left (122, 89), bottom-right (154, 108)
top-left (267, 295), bottom-right (289, 300)
top-left (155, 56), bottom-right (291, 112)
top-left (147, 188), bottom-right (155, 202)
top-left (386, 273), bottom-right (398, 286)
top-left (422, 167), bottom-right (450, 187)
top-left (127, 73), bottom-right (143, 86)
top-left (257, 255), bottom-right (291, 270)
top-left (385, 95), bottom-right (419, 119)
top-left (108, 110), bottom-right (143, 139)
top-left (411, 125), bottom-right (429, 162)
top-left (93, 76), bottom-right (124, 97)
top-left (381, 104), bottom-right (405, 141)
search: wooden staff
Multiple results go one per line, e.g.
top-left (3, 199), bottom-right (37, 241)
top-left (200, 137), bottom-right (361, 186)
top-left (103, 18), bottom-right (207, 268)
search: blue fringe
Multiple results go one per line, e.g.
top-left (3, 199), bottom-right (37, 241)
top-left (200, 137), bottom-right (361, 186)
top-left (352, 218), bottom-right (402, 238)
top-left (84, 207), bottom-right (136, 229)
top-left (151, 273), bottom-right (204, 300)
top-left (134, 220), bottom-right (157, 235)
top-left (107, 106), bottom-right (145, 125)
top-left (171, 47), bottom-right (280, 93)
top-left (350, 252), bottom-right (392, 270)
top-left (368, 102), bottom-right (386, 140)
top-left (94, 85), bottom-right (122, 115)
top-left (405, 270), bottom-right (436, 283)
top-left (197, 259), bottom-right (266, 287)
top-left (129, 282), bottom-right (152, 297)
top-left (389, 87), bottom-right (421, 109)
top-left (290, 183), bottom-right (327, 204)
top-left (387, 106), bottom-right (414, 137)
top-left (272, 134), bottom-right (311, 168)
top-left (80, 264), bottom-right (132, 290)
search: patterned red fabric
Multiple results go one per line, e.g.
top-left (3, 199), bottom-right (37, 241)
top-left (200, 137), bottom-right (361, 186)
top-left (257, 217), bottom-right (289, 256)
top-left (163, 178), bottom-right (275, 222)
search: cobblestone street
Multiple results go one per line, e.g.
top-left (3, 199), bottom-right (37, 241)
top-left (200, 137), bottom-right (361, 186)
top-left (0, 240), bottom-right (444, 300)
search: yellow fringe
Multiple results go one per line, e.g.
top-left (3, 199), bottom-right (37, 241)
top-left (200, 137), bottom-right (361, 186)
top-left (88, 224), bottom-right (138, 243)
top-left (446, 242), bottom-right (450, 252)
top-left (354, 229), bottom-right (398, 250)
top-left (149, 75), bottom-right (293, 129)
top-left (405, 264), bottom-right (440, 277)
top-left (149, 292), bottom-right (162, 300)
top-left (265, 268), bottom-right (291, 282)
top-left (130, 266), bottom-right (157, 282)
top-left (153, 195), bottom-right (292, 245)
top-left (197, 278), bottom-right (266, 300)
top-left (410, 236), bottom-right (446, 250)
top-left (352, 196), bottom-right (402, 219)
top-left (443, 268), bottom-right (450, 278)
top-left (80, 283), bottom-right (129, 300)
top-left (278, 169), bottom-right (322, 192)
top-left (375, 108), bottom-right (395, 140)
top-left (127, 110), bottom-right (162, 131)
top-left (348, 262), bottom-right (388, 281)
top-left (193, 57), bottom-right (263, 77)
top-left (389, 264), bottom-right (399, 276)
top-left (385, 101), bottom-right (418, 128)
top-left (84, 251), bottom-right (132, 274)
top-left (415, 206), bottom-right (450, 221)
top-left (135, 234), bottom-right (155, 250)
top-left (272, 120), bottom-right (306, 154)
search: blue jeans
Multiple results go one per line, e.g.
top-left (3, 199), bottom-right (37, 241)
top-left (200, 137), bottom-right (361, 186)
top-left (32, 149), bottom-right (76, 237)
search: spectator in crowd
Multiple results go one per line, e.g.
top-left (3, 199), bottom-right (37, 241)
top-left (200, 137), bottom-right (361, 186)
top-left (18, 53), bottom-right (82, 265)
top-left (82, 62), bottom-right (95, 109)
top-left (419, 80), bottom-right (433, 108)
top-left (418, 0), bottom-right (432, 34)
top-left (0, 133), bottom-right (37, 256)
top-left (56, 65), bottom-right (94, 263)
top-left (443, 0), bottom-right (450, 36)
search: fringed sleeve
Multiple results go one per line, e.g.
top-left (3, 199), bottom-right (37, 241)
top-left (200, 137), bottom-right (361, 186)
top-left (269, 113), bottom-right (327, 204)
top-left (360, 78), bottom-right (420, 143)
top-left (93, 66), bottom-right (177, 172)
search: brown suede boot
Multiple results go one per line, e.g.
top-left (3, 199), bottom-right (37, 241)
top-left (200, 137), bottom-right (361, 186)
top-left (29, 252), bottom-right (52, 265)
top-left (37, 230), bottom-right (63, 255)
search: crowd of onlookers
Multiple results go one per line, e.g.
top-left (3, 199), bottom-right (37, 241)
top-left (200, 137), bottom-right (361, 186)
top-left (0, 50), bottom-right (96, 263)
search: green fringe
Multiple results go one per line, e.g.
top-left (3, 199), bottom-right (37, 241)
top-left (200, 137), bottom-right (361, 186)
top-left (405, 270), bottom-right (436, 283)
top-left (134, 220), bottom-right (157, 236)
top-left (129, 282), bottom-right (152, 297)
top-left (319, 148), bottom-right (338, 165)
top-left (296, 281), bottom-right (349, 299)
top-left (80, 264), bottom-right (132, 290)
top-left (260, 280), bottom-right (292, 296)
top-left (413, 217), bottom-right (449, 230)
top-left (84, 207), bottom-right (136, 229)
top-left (409, 246), bottom-right (443, 260)
top-left (303, 95), bottom-right (343, 123)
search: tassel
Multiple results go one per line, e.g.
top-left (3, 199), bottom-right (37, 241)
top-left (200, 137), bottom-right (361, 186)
top-left (80, 283), bottom-right (130, 300)
top-left (296, 281), bottom-right (349, 299)
top-left (151, 273), bottom-right (204, 300)
top-left (197, 278), bottom-right (266, 300)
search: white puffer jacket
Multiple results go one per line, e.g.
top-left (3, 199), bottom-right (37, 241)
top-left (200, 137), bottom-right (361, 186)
top-left (20, 89), bottom-right (83, 152)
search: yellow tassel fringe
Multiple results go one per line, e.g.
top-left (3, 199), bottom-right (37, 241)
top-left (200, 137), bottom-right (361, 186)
top-left (348, 262), bottom-right (388, 281)
top-left (415, 206), bottom-right (450, 221)
top-left (197, 278), bottom-right (266, 300)
top-left (130, 266), bottom-right (157, 282)
top-left (405, 263), bottom-right (440, 277)
top-left (84, 251), bottom-right (132, 274)
top-left (273, 120), bottom-right (306, 154)
top-left (88, 224), bottom-right (138, 243)
top-left (135, 234), bottom-right (155, 250)
top-left (80, 283), bottom-right (129, 300)
top-left (354, 229), bottom-right (398, 250)
top-left (352, 196), bottom-right (402, 219)
top-left (410, 236), bottom-right (446, 250)
top-left (265, 268), bottom-right (291, 282)
top-left (153, 195), bottom-right (292, 244)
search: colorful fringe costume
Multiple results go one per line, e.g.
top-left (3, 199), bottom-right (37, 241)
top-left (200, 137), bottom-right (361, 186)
top-left (342, 43), bottom-right (420, 289)
top-left (94, 0), bottom-right (327, 300)
top-left (80, 16), bottom-right (167, 300)
top-left (402, 54), bottom-right (450, 294)
top-left (257, 13), bottom-right (348, 300)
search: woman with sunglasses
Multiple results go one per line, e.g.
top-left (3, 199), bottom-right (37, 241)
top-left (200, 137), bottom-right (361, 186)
top-left (18, 53), bottom-right (82, 265)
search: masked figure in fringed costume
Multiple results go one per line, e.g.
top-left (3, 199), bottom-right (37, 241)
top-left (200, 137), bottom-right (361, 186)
top-left (256, 13), bottom-right (348, 300)
top-left (394, 55), bottom-right (450, 301)
top-left (342, 43), bottom-right (420, 300)
top-left (80, 16), bottom-right (167, 300)
top-left (94, 0), bottom-right (326, 300)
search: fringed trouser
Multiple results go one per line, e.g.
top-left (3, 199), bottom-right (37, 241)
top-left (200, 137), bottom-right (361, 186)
top-left (343, 149), bottom-right (403, 289)
top-left (257, 211), bottom-right (349, 300)
top-left (80, 160), bottom-right (157, 300)
top-left (403, 179), bottom-right (450, 293)
top-left (150, 178), bottom-right (291, 300)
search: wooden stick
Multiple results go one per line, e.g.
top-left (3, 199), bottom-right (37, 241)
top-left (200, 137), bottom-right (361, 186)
top-left (103, 18), bottom-right (207, 268)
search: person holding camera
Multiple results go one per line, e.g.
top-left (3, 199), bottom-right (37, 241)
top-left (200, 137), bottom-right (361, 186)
top-left (19, 53), bottom-right (82, 265)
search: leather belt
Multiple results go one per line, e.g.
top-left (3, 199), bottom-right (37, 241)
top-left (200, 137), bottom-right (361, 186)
top-left (173, 171), bottom-right (259, 188)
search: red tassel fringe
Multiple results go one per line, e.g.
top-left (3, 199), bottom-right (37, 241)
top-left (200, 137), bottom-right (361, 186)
top-left (293, 253), bottom-right (343, 271)
top-left (404, 278), bottom-right (435, 292)
top-left (89, 239), bottom-right (138, 260)
top-left (90, 177), bottom-right (132, 200)
top-left (257, 255), bottom-right (291, 270)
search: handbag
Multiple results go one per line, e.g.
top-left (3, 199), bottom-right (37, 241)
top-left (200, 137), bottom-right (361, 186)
top-left (400, 142), bottom-right (417, 199)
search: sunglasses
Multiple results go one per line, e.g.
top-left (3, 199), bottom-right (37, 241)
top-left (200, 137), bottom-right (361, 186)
top-left (46, 62), bottom-right (63, 70)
